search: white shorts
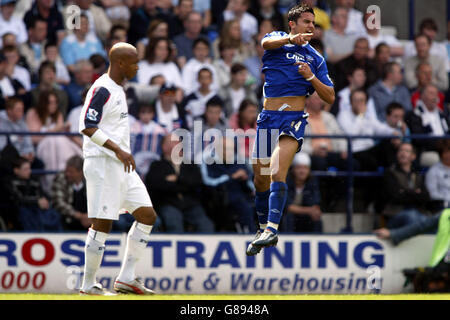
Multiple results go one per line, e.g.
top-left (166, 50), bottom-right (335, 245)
top-left (83, 156), bottom-right (153, 220)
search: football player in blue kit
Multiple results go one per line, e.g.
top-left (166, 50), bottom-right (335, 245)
top-left (247, 4), bottom-right (335, 255)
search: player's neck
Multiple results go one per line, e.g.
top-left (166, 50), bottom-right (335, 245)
top-left (107, 68), bottom-right (125, 87)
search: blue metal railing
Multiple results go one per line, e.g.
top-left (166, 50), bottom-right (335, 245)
top-left (1, 131), bottom-right (449, 233)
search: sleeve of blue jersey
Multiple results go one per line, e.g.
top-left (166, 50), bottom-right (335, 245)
top-left (262, 31), bottom-right (288, 43)
top-left (315, 56), bottom-right (334, 87)
top-left (84, 86), bottom-right (110, 129)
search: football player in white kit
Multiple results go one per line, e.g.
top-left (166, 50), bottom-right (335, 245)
top-left (78, 43), bottom-right (157, 295)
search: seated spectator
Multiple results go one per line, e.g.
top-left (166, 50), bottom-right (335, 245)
top-left (223, 0), bottom-right (258, 44)
top-left (404, 34), bottom-right (448, 92)
top-left (174, 11), bottom-right (209, 69)
top-left (303, 92), bottom-right (347, 171)
top-left (195, 96), bottom-right (228, 133)
top-left (337, 89), bottom-right (397, 171)
top-left (368, 62), bottom-right (412, 121)
top-left (41, 42), bottom-right (71, 86)
top-left (373, 42), bottom-right (391, 79)
top-left (31, 60), bottom-right (69, 117)
top-left (212, 40), bottom-right (238, 89)
top-left (25, 90), bottom-right (82, 193)
top-left (333, 37), bottom-right (378, 92)
top-left (323, 7), bottom-right (359, 64)
top-left (334, 66), bottom-right (377, 119)
top-left (6, 157), bottom-right (62, 231)
top-left (145, 133), bottom-right (215, 233)
top-left (3, 45), bottom-right (31, 91)
top-left (282, 152), bottom-right (322, 233)
top-left (182, 68), bottom-right (221, 129)
top-left (335, 0), bottom-right (365, 37)
top-left (200, 137), bottom-right (256, 233)
top-left (51, 155), bottom-right (90, 231)
top-left (170, 0), bottom-right (194, 38)
top-left (19, 17), bottom-right (48, 76)
top-left (153, 83), bottom-right (187, 132)
top-left (411, 62), bottom-right (445, 111)
top-left (219, 63), bottom-right (257, 117)
top-left (0, 52), bottom-right (30, 111)
top-left (136, 19), bottom-right (170, 61)
top-left (244, 33), bottom-right (265, 88)
top-left (64, 59), bottom-right (94, 113)
top-left (229, 99), bottom-right (257, 159)
top-left (23, 0), bottom-right (65, 44)
top-left (130, 103), bottom-right (167, 178)
top-left (362, 12), bottom-right (404, 57)
top-left (89, 53), bottom-right (108, 83)
top-left (0, 0), bottom-right (28, 47)
top-left (59, 14), bottom-right (106, 73)
top-left (0, 97), bottom-right (38, 166)
top-left (181, 38), bottom-right (219, 95)
top-left (425, 139), bottom-right (450, 211)
top-left (375, 142), bottom-right (431, 243)
top-left (100, 0), bottom-right (131, 28)
top-left (249, 0), bottom-right (286, 32)
top-left (405, 84), bottom-right (450, 154)
top-left (404, 18), bottom-right (449, 72)
top-left (137, 37), bottom-right (183, 101)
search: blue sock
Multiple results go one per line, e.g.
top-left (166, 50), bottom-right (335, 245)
top-left (267, 181), bottom-right (288, 234)
top-left (255, 189), bottom-right (270, 232)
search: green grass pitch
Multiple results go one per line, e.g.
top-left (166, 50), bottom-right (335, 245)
top-left (0, 293), bottom-right (449, 300)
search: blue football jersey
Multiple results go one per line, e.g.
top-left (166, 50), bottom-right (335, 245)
top-left (261, 31), bottom-right (334, 98)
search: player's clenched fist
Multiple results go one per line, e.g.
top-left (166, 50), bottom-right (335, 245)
top-left (294, 61), bottom-right (313, 79)
top-left (115, 149), bottom-right (136, 173)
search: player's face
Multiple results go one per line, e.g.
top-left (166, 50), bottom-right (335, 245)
top-left (123, 53), bottom-right (139, 80)
top-left (291, 12), bottom-right (315, 41)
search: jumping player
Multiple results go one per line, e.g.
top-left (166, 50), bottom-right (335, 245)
top-left (78, 43), bottom-right (157, 295)
top-left (247, 4), bottom-right (335, 255)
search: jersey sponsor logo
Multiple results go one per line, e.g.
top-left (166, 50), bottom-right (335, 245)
top-left (286, 52), bottom-right (306, 63)
top-left (86, 108), bottom-right (99, 121)
top-left (120, 112), bottom-right (128, 119)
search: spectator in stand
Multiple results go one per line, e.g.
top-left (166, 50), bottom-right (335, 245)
top-left (404, 18), bottom-right (449, 72)
top-left (377, 142), bottom-right (431, 233)
top-left (146, 133), bottom-right (215, 233)
top-left (323, 7), bottom-right (359, 64)
top-left (223, 0), bottom-right (258, 44)
top-left (200, 137), bottom-right (256, 233)
top-left (405, 84), bottom-right (450, 154)
top-left (59, 14), bottom-right (106, 73)
top-left (130, 103), bottom-right (167, 178)
top-left (23, 0), bottom-right (65, 44)
top-left (51, 155), bottom-right (91, 231)
top-left (368, 62), bottom-right (412, 121)
top-left (362, 12), bottom-right (404, 58)
top-left (0, 97), bottom-right (36, 165)
top-left (31, 61), bottom-right (69, 117)
top-left (219, 63), bottom-right (257, 118)
top-left (182, 67), bottom-right (221, 129)
top-left (174, 11), bottom-right (209, 69)
top-left (303, 92), bottom-right (347, 171)
top-left (7, 157), bottom-right (62, 231)
top-left (63, 0), bottom-right (112, 42)
top-left (425, 139), bottom-right (450, 211)
top-left (337, 89), bottom-right (398, 171)
top-left (212, 19), bottom-right (253, 63)
top-left (3, 45), bottom-right (31, 91)
top-left (411, 62), bottom-right (445, 111)
top-left (228, 99), bottom-right (257, 160)
top-left (99, 0), bottom-right (132, 28)
top-left (334, 0), bottom-right (365, 37)
top-left (404, 34), bottom-right (448, 92)
top-left (334, 66), bottom-right (377, 120)
top-left (0, 0), bottom-right (28, 48)
top-left (333, 37), bottom-right (378, 92)
top-left (373, 42), bottom-right (391, 79)
top-left (181, 38), bottom-right (219, 96)
top-left (0, 52), bottom-right (29, 111)
top-left (153, 83), bottom-right (187, 132)
top-left (213, 40), bottom-right (238, 89)
top-left (244, 32), bottom-right (265, 88)
top-left (19, 17), bottom-right (48, 76)
top-left (41, 42), bottom-right (71, 86)
top-left (170, 0), bottom-right (193, 38)
top-left (136, 19), bottom-right (170, 61)
top-left (249, 0), bottom-right (285, 31)
top-left (137, 37), bottom-right (183, 101)
top-left (283, 152), bottom-right (322, 233)
top-left (64, 59), bottom-right (94, 113)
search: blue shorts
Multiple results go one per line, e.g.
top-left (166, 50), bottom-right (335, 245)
top-left (251, 109), bottom-right (309, 159)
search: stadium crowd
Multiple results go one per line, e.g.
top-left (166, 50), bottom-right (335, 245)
top-left (0, 0), bottom-right (449, 238)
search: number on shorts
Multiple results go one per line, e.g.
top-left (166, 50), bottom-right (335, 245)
top-left (291, 120), bottom-right (302, 132)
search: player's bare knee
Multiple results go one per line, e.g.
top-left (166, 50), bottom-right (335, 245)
top-left (91, 219), bottom-right (113, 233)
top-left (134, 207), bottom-right (157, 225)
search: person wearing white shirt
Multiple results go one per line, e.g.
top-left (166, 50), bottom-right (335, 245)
top-left (3, 45), bottom-right (31, 90)
top-left (335, 0), bottom-right (366, 38)
top-left (223, 0), bottom-right (258, 44)
top-left (425, 140), bottom-right (450, 208)
top-left (0, 0), bottom-right (28, 48)
top-left (337, 89), bottom-right (397, 170)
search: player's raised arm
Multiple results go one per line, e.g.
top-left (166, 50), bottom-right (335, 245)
top-left (261, 32), bottom-right (311, 50)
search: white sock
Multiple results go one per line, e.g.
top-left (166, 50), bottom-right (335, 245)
top-left (117, 222), bottom-right (152, 283)
top-left (81, 228), bottom-right (108, 291)
top-left (267, 221), bottom-right (279, 232)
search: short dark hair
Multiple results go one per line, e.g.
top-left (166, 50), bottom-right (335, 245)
top-left (419, 18), bottom-right (438, 32)
top-left (414, 33), bottom-right (432, 45)
top-left (12, 157), bottom-right (29, 170)
top-left (231, 62), bottom-right (246, 74)
top-left (29, 17), bottom-right (47, 29)
top-left (375, 42), bottom-right (389, 56)
top-left (38, 60), bottom-right (56, 77)
top-left (287, 3), bottom-right (315, 25)
top-left (350, 88), bottom-right (367, 103)
top-left (436, 139), bottom-right (450, 157)
top-left (66, 155), bottom-right (83, 171)
top-left (138, 103), bottom-right (155, 113)
top-left (386, 102), bottom-right (404, 116)
top-left (197, 67), bottom-right (212, 78)
top-left (382, 62), bottom-right (399, 80)
top-left (5, 97), bottom-right (22, 110)
top-left (206, 96), bottom-right (223, 108)
top-left (192, 37), bottom-right (210, 50)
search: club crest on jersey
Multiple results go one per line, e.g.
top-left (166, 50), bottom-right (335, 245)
top-left (86, 108), bottom-right (98, 121)
top-left (120, 112), bottom-right (128, 119)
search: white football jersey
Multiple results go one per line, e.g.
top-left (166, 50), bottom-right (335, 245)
top-left (79, 74), bottom-right (131, 160)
